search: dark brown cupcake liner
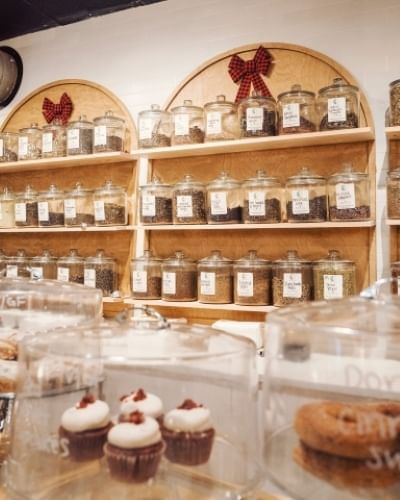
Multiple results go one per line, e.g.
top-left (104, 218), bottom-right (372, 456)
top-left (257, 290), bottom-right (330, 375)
top-left (161, 427), bottom-right (215, 466)
top-left (59, 422), bottom-right (113, 462)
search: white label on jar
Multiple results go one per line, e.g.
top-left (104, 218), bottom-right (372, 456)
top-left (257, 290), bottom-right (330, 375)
top-left (397, 277), bottom-right (400, 296)
top-left (323, 274), bottom-right (343, 299)
top-left (248, 191), bottom-right (265, 216)
top-left (282, 103), bottom-right (300, 128)
top-left (210, 192), bottom-right (228, 215)
top-left (94, 200), bottom-right (105, 221)
top-left (142, 194), bottom-right (156, 217)
top-left (283, 273), bottom-right (302, 298)
top-left (237, 272), bottom-right (254, 297)
top-left (0, 139), bottom-right (3, 157)
top-left (18, 136), bottom-right (28, 157)
top-left (177, 195), bottom-right (193, 217)
top-left (200, 272), bottom-right (216, 295)
top-left (246, 107), bottom-right (263, 132)
top-left (6, 265), bottom-right (18, 278)
top-left (57, 267), bottom-right (70, 282)
top-left (38, 202), bottom-right (49, 222)
top-left (67, 129), bottom-right (80, 150)
top-left (94, 125), bottom-right (107, 146)
top-left (162, 272), bottom-right (176, 295)
top-left (42, 132), bottom-right (53, 153)
top-left (84, 269), bottom-right (96, 288)
top-left (132, 270), bottom-right (147, 293)
top-left (139, 118), bottom-right (153, 140)
top-left (328, 97), bottom-right (346, 123)
top-left (0, 203), bottom-right (2, 221)
top-left (15, 202), bottom-right (27, 222)
top-left (206, 112), bottom-right (222, 135)
top-left (336, 183), bottom-right (356, 209)
top-left (291, 189), bottom-right (310, 214)
top-left (64, 199), bottom-right (77, 219)
top-left (31, 267), bottom-right (43, 279)
top-left (174, 114), bottom-right (189, 136)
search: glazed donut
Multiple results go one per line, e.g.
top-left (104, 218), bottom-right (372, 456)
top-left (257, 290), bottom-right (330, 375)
top-left (294, 401), bottom-right (400, 460)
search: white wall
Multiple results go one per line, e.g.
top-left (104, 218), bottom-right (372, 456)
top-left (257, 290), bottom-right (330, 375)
top-left (1, 0), bottom-right (400, 278)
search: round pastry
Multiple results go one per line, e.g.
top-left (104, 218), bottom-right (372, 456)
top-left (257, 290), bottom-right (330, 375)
top-left (294, 401), bottom-right (400, 460)
top-left (161, 399), bottom-right (215, 466)
top-left (120, 388), bottom-right (163, 423)
top-left (59, 394), bottom-right (112, 461)
top-left (104, 410), bottom-right (165, 482)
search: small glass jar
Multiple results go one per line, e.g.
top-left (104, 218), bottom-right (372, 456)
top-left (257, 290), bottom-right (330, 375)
top-left (139, 178), bottom-right (172, 225)
top-left (18, 123), bottom-right (42, 160)
top-left (238, 92), bottom-right (277, 138)
top-left (206, 171), bottom-right (242, 224)
top-left (64, 182), bottom-right (95, 226)
top-left (0, 132), bottom-right (18, 162)
top-left (171, 100), bottom-right (205, 145)
top-left (15, 185), bottom-right (38, 227)
top-left (204, 95), bottom-right (240, 141)
top-left (272, 250), bottom-right (313, 306)
top-left (391, 261), bottom-right (400, 295)
top-left (277, 85), bottom-right (316, 135)
top-left (390, 79), bottom-right (400, 126)
top-left (198, 250), bottom-right (233, 304)
top-left (38, 184), bottom-right (64, 227)
top-left (93, 110), bottom-right (126, 153)
top-left (138, 104), bottom-right (172, 148)
top-left (130, 250), bottom-right (162, 299)
top-left (242, 170), bottom-right (282, 223)
top-left (328, 164), bottom-right (370, 221)
top-left (0, 249), bottom-right (6, 277)
top-left (0, 187), bottom-right (15, 228)
top-left (313, 249), bottom-right (356, 300)
top-left (233, 250), bottom-right (271, 306)
top-left (67, 115), bottom-right (93, 155)
top-left (57, 249), bottom-right (84, 284)
top-left (161, 251), bottom-right (197, 301)
top-left (318, 77), bottom-right (360, 130)
top-left (41, 119), bottom-right (67, 158)
top-left (93, 180), bottom-right (127, 226)
top-left (386, 169), bottom-right (400, 219)
top-left (6, 249), bottom-right (30, 278)
top-left (285, 167), bottom-right (327, 222)
top-left (172, 174), bottom-right (207, 225)
top-left (84, 249), bottom-right (118, 297)
top-left (30, 250), bottom-right (57, 280)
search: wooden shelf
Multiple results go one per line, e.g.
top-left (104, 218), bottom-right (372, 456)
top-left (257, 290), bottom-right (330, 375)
top-left (0, 225), bottom-right (135, 233)
top-left (140, 221), bottom-right (375, 230)
top-left (124, 298), bottom-right (277, 313)
top-left (385, 126), bottom-right (400, 140)
top-left (386, 219), bottom-right (400, 226)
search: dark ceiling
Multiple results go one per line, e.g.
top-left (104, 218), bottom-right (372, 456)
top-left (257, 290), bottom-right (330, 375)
top-left (0, 0), bottom-right (165, 42)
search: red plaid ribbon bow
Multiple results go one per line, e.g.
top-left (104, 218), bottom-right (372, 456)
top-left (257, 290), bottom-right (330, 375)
top-left (228, 46), bottom-right (273, 103)
top-left (42, 92), bottom-right (73, 125)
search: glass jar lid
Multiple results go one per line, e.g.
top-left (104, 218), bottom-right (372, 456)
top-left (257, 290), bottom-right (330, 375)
top-left (0, 187), bottom-right (14, 201)
top-left (163, 250), bottom-right (195, 267)
top-left (319, 77), bottom-right (359, 95)
top-left (314, 249), bottom-right (354, 265)
top-left (170, 99), bottom-right (203, 114)
top-left (286, 167), bottom-right (326, 186)
top-left (132, 249), bottom-right (162, 264)
top-left (174, 174), bottom-right (205, 190)
top-left (234, 250), bottom-right (270, 268)
top-left (58, 249), bottom-right (84, 264)
top-left (273, 250), bottom-right (312, 268)
top-left (85, 249), bottom-right (115, 265)
top-left (43, 118), bottom-right (65, 131)
top-left (19, 185), bottom-right (37, 199)
top-left (68, 115), bottom-right (94, 128)
top-left (198, 250), bottom-right (232, 268)
top-left (0, 131), bottom-right (18, 138)
top-left (277, 84), bottom-right (315, 100)
top-left (95, 179), bottom-right (126, 195)
top-left (388, 168), bottom-right (400, 179)
top-left (207, 171), bottom-right (240, 189)
top-left (239, 91), bottom-right (276, 106)
top-left (31, 249), bottom-right (57, 264)
top-left (93, 110), bottom-right (125, 126)
top-left (328, 164), bottom-right (368, 183)
top-left (19, 122), bottom-right (41, 133)
top-left (204, 94), bottom-right (236, 110)
top-left (242, 170), bottom-right (281, 188)
top-left (41, 184), bottom-right (63, 199)
top-left (8, 249), bottom-right (28, 263)
top-left (139, 104), bottom-right (170, 118)
top-left (139, 177), bottom-right (172, 190)
top-left (67, 182), bottom-right (92, 197)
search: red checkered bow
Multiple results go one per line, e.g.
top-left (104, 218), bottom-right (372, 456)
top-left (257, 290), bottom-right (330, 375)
top-left (42, 92), bottom-right (73, 125)
top-left (228, 46), bottom-right (273, 103)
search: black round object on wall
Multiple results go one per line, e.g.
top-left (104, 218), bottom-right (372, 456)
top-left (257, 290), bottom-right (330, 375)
top-left (0, 46), bottom-right (23, 107)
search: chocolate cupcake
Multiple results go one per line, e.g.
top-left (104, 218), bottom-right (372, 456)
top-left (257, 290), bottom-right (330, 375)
top-left (120, 388), bottom-right (164, 424)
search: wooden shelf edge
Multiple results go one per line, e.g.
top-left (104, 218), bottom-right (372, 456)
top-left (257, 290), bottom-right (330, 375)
top-left (124, 298), bottom-right (277, 313)
top-left (0, 225), bottom-right (135, 233)
top-left (386, 219), bottom-right (400, 226)
top-left (385, 126), bottom-right (400, 140)
top-left (139, 221), bottom-right (376, 230)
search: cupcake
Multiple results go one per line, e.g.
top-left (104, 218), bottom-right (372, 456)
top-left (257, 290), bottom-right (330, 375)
top-left (120, 388), bottom-right (164, 424)
top-left (59, 394), bottom-right (112, 461)
top-left (161, 399), bottom-right (215, 466)
top-left (105, 410), bottom-right (165, 482)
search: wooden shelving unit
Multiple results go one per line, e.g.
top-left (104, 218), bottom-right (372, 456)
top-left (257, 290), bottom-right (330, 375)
top-left (0, 225), bottom-right (135, 233)
top-left (386, 127), bottom-right (400, 263)
top-left (125, 298), bottom-right (277, 313)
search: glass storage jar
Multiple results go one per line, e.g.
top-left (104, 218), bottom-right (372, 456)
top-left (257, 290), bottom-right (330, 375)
top-left (67, 115), bottom-right (93, 155)
top-left (204, 94), bottom-right (240, 141)
top-left (0, 187), bottom-right (15, 228)
top-left (171, 99), bottom-right (205, 145)
top-left (14, 185), bottom-right (38, 227)
top-left (238, 92), bottom-right (277, 138)
top-left (318, 77), bottom-right (360, 130)
top-left (84, 249), bottom-right (118, 297)
top-left (6, 249), bottom-right (30, 278)
top-left (93, 180), bottom-right (127, 226)
top-left (390, 261), bottom-right (400, 295)
top-left (313, 249), bottom-right (356, 300)
top-left (130, 250), bottom-right (162, 299)
top-left (38, 184), bottom-right (65, 227)
top-left (64, 182), bottom-right (95, 226)
top-left (390, 79), bottom-right (400, 126)
top-left (93, 110), bottom-right (125, 153)
top-left (277, 85), bottom-right (316, 135)
top-left (272, 250), bottom-right (313, 306)
top-left (41, 119), bottom-right (67, 158)
top-left (18, 123), bottom-right (42, 160)
top-left (139, 178), bottom-right (172, 225)
top-left (57, 249), bottom-right (84, 284)
top-left (198, 250), bottom-right (233, 304)
top-left (206, 171), bottom-right (242, 224)
top-left (233, 250), bottom-right (271, 305)
top-left (386, 169), bottom-right (400, 219)
top-left (328, 164), bottom-right (370, 221)
top-left (172, 174), bottom-right (207, 224)
top-left (285, 167), bottom-right (328, 222)
top-left (0, 132), bottom-right (18, 162)
top-left (242, 170), bottom-right (282, 223)
top-left (30, 250), bottom-right (57, 280)
top-left (0, 249), bottom-right (6, 277)
top-left (161, 251), bottom-right (197, 301)
top-left (138, 104), bottom-right (172, 148)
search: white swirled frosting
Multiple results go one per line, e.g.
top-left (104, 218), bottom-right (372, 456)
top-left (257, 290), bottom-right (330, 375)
top-left (120, 391), bottom-right (163, 418)
top-left (163, 406), bottom-right (212, 432)
top-left (61, 400), bottom-right (110, 433)
top-left (107, 416), bottom-right (161, 449)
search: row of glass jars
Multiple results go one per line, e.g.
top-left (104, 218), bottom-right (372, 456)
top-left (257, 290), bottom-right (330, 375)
top-left (139, 166), bottom-right (370, 225)
top-left (130, 249), bottom-right (356, 305)
top-left (138, 78), bottom-right (360, 148)
top-left (0, 248), bottom-right (118, 297)
top-left (0, 181), bottom-right (128, 228)
top-left (0, 111), bottom-right (126, 162)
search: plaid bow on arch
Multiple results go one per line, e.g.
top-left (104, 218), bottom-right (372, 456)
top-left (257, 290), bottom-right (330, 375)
top-left (42, 92), bottom-right (73, 125)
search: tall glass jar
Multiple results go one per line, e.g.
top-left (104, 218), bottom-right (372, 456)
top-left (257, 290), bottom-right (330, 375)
top-left (41, 119), bottom-right (67, 158)
top-left (0, 132), bottom-right (18, 162)
top-left (172, 174), bottom-right (207, 224)
top-left (242, 170), bottom-right (282, 223)
top-left (161, 251), bottom-right (197, 301)
top-left (389, 79), bottom-right (400, 126)
top-left (204, 95), bottom-right (240, 141)
top-left (18, 123), bottom-right (42, 160)
top-left (386, 169), bottom-right (400, 219)
top-left (272, 250), bottom-right (313, 306)
top-left (171, 99), bottom-right (205, 145)
top-left (93, 180), bottom-right (127, 226)
top-left (64, 182), bottom-right (95, 226)
top-left (318, 77), bottom-right (360, 130)
top-left (313, 249), bottom-right (356, 300)
top-left (391, 261), bottom-right (400, 295)
top-left (328, 164), bottom-right (370, 221)
top-left (0, 187), bottom-right (15, 228)
top-left (30, 250), bottom-right (57, 280)
top-left (57, 249), bottom-right (84, 284)
top-left (0, 249), bottom-right (6, 277)
top-left (285, 167), bottom-right (328, 222)
top-left (84, 249), bottom-right (118, 297)
top-left (139, 178), bottom-right (172, 225)
top-left (38, 184), bottom-right (64, 227)
top-left (130, 250), bottom-right (162, 299)
top-left (206, 171), bottom-right (242, 224)
top-left (15, 185), bottom-right (38, 228)
top-left (277, 85), bottom-right (316, 135)
top-left (138, 104), bottom-right (172, 148)
top-left (67, 115), bottom-right (93, 155)
top-left (6, 249), bottom-right (30, 278)
top-left (238, 92), bottom-right (277, 138)
top-left (198, 250), bottom-right (233, 304)
top-left (233, 250), bottom-right (271, 305)
top-left (93, 110), bottom-right (125, 153)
